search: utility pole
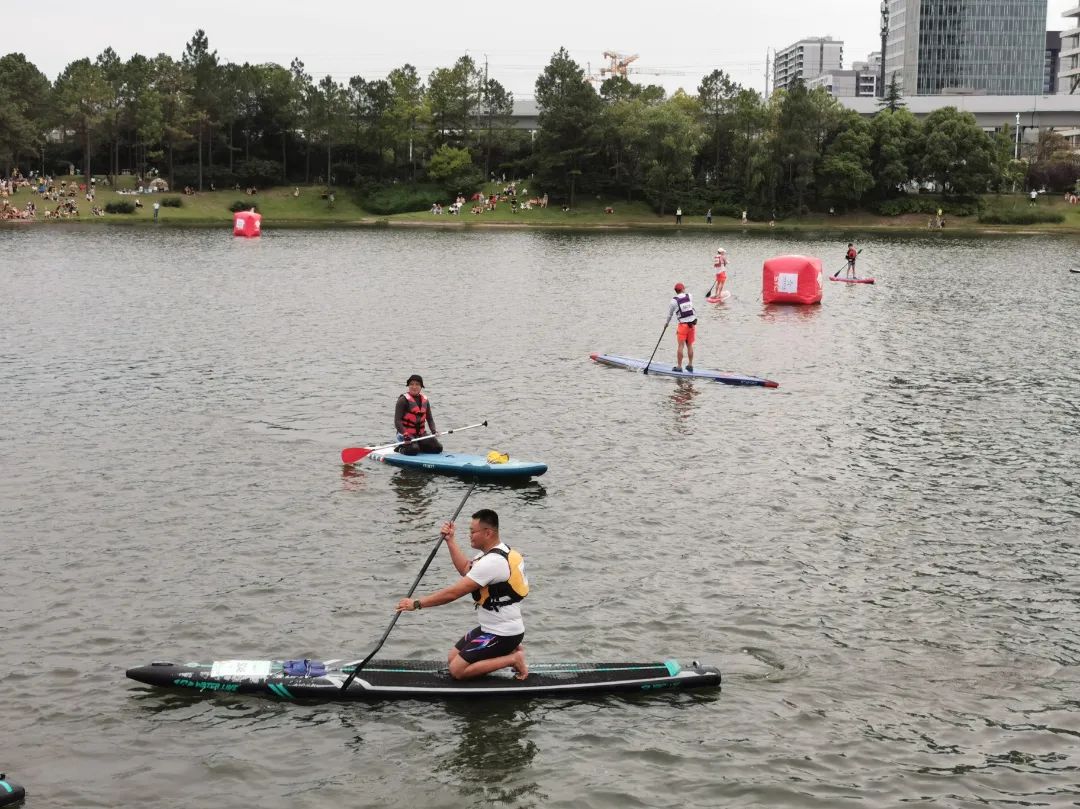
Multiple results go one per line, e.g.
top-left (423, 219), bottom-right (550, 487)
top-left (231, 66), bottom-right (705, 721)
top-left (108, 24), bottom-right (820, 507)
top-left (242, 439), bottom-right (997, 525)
top-left (879, 0), bottom-right (889, 98)
top-left (483, 54), bottom-right (491, 180)
top-left (764, 49), bottom-right (771, 96)
top-left (1014, 112), bottom-right (1021, 160)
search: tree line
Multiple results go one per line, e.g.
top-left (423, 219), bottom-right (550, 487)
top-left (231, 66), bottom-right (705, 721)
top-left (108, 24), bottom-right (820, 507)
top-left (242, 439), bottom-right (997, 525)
top-left (1, 35), bottom-right (1076, 215)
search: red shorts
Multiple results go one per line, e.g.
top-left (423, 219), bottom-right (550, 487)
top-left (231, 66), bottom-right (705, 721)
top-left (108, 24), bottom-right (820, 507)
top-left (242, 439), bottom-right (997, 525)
top-left (676, 322), bottom-right (696, 344)
top-left (715, 271), bottom-right (727, 284)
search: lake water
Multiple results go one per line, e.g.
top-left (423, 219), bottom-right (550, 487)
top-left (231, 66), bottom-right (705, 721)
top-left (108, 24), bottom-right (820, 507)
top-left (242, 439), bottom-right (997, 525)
top-left (2, 224), bottom-right (1079, 808)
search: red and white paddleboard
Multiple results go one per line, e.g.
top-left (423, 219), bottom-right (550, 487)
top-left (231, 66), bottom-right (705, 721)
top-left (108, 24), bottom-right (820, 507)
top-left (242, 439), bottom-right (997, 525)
top-left (706, 290), bottom-right (732, 303)
top-left (829, 276), bottom-right (875, 284)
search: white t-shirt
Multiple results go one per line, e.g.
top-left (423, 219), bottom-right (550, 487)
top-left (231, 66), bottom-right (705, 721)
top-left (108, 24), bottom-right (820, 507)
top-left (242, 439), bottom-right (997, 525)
top-left (466, 542), bottom-right (525, 636)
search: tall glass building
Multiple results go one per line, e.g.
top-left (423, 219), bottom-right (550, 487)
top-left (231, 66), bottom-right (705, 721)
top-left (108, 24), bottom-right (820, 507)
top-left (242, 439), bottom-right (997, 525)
top-left (884, 0), bottom-right (1047, 95)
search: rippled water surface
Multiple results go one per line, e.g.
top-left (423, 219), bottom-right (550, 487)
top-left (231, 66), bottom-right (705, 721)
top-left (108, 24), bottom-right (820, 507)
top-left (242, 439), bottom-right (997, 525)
top-left (2, 225), bottom-right (1079, 808)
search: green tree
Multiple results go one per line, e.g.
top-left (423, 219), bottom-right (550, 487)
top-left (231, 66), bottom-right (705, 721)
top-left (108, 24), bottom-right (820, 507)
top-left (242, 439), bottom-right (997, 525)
top-left (53, 58), bottom-right (111, 184)
top-left (479, 77), bottom-right (514, 179)
top-left (0, 53), bottom-right (50, 175)
top-left (312, 74), bottom-right (345, 187)
top-left (385, 64), bottom-right (428, 180)
top-left (772, 82), bottom-right (840, 213)
top-left (534, 48), bottom-right (603, 207)
top-left (816, 111), bottom-right (874, 209)
top-left (94, 47), bottom-right (125, 185)
top-left (868, 107), bottom-right (921, 198)
top-left (697, 69), bottom-right (738, 187)
top-left (427, 55), bottom-right (480, 149)
top-left (728, 88), bottom-right (768, 204)
top-left (151, 54), bottom-right (195, 189)
top-left (635, 92), bottom-right (706, 214)
top-left (878, 74), bottom-right (905, 112)
top-left (182, 29), bottom-right (221, 189)
top-left (920, 107), bottom-right (995, 196)
top-left (120, 54), bottom-right (163, 179)
top-left (426, 143), bottom-right (480, 192)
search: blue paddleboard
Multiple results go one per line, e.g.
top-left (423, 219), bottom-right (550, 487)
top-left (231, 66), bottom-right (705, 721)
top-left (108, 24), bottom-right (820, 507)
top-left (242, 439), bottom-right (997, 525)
top-left (367, 447), bottom-right (548, 479)
top-left (591, 353), bottom-right (778, 388)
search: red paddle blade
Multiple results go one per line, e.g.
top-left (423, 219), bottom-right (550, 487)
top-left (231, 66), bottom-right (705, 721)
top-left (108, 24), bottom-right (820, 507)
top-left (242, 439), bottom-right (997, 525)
top-left (341, 447), bottom-right (373, 464)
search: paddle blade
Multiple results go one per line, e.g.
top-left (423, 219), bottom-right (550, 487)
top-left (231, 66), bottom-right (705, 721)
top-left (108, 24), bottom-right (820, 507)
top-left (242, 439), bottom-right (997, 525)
top-left (341, 447), bottom-right (372, 464)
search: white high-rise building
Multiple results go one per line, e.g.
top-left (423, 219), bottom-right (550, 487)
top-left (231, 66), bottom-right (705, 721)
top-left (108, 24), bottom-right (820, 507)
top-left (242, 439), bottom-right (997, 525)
top-left (773, 37), bottom-right (844, 92)
top-left (1060, 6), bottom-right (1080, 93)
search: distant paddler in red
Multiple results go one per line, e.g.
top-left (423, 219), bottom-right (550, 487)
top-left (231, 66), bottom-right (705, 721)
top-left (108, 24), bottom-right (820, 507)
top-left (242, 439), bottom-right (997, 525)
top-left (845, 243), bottom-right (858, 278)
top-left (395, 374), bottom-right (443, 455)
top-left (712, 247), bottom-right (729, 297)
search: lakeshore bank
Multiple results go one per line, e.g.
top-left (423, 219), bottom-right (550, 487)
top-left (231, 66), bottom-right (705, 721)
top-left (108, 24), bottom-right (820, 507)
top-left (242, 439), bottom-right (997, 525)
top-left (4, 182), bottom-right (1078, 236)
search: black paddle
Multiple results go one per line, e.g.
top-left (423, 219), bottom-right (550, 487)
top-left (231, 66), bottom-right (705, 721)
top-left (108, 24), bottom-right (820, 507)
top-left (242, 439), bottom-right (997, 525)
top-left (340, 482), bottom-right (477, 691)
top-left (643, 311), bottom-right (674, 375)
top-left (833, 248), bottom-right (863, 278)
top-left (705, 280), bottom-right (716, 298)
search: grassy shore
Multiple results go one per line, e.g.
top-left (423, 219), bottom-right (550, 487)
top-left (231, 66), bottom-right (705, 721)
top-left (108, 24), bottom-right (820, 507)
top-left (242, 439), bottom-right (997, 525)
top-left (8, 176), bottom-right (1080, 235)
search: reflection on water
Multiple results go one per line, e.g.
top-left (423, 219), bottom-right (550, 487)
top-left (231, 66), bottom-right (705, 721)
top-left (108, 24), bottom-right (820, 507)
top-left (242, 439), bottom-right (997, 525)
top-left (389, 467), bottom-right (440, 523)
top-left (667, 379), bottom-right (702, 431)
top-left (436, 700), bottom-right (545, 808)
top-left (340, 463), bottom-right (367, 492)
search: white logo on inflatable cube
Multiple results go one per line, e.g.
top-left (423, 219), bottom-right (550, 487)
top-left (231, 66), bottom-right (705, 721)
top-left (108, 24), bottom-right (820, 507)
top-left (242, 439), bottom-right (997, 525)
top-left (776, 273), bottom-right (799, 293)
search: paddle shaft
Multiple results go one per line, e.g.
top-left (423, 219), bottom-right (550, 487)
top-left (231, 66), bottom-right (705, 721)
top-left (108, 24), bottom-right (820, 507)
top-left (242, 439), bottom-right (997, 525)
top-left (341, 421), bottom-right (488, 464)
top-left (643, 311), bottom-right (674, 375)
top-left (340, 482), bottom-right (477, 690)
top-left (833, 248), bottom-right (863, 277)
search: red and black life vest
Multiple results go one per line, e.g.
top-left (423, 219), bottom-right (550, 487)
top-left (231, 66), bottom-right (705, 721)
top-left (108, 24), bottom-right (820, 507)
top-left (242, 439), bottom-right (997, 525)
top-left (400, 392), bottom-right (431, 438)
top-left (846, 247), bottom-right (857, 261)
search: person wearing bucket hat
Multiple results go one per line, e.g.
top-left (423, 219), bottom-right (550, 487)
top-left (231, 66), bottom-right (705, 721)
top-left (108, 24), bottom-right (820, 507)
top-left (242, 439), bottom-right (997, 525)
top-left (394, 374), bottom-right (443, 455)
top-left (667, 283), bottom-right (697, 372)
top-left (713, 247), bottom-right (728, 297)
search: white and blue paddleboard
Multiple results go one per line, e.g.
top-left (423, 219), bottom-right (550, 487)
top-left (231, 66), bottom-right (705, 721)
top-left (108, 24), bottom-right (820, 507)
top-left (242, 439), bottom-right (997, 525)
top-left (367, 447), bottom-right (548, 479)
top-left (591, 353), bottom-right (778, 388)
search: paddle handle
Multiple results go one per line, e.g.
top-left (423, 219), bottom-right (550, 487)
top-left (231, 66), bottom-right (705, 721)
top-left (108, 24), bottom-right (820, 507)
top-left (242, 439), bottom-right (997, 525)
top-left (342, 421), bottom-right (488, 464)
top-left (643, 311), bottom-right (674, 375)
top-left (341, 482), bottom-right (478, 690)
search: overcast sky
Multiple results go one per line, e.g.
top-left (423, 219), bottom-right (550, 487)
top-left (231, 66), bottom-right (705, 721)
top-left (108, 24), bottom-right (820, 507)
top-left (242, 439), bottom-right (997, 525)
top-left (8, 0), bottom-right (1075, 97)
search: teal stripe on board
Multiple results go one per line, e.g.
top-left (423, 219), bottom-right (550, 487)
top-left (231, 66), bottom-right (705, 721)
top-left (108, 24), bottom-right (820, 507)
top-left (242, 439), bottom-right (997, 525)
top-left (0, 780), bottom-right (12, 794)
top-left (664, 660), bottom-right (681, 677)
top-left (342, 663), bottom-right (672, 675)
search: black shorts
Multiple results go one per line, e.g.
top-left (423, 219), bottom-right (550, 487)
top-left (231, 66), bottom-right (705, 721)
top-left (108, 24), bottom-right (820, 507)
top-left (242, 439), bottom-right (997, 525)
top-left (454, 626), bottom-right (524, 663)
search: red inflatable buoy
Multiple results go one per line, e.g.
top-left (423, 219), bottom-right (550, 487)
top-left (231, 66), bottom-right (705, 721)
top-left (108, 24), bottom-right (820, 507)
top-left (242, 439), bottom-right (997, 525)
top-left (232, 210), bottom-right (262, 238)
top-left (762, 255), bottom-right (822, 304)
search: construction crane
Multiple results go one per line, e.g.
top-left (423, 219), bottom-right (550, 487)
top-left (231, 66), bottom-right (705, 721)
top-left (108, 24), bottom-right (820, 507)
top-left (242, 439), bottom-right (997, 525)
top-left (599, 51), bottom-right (639, 79)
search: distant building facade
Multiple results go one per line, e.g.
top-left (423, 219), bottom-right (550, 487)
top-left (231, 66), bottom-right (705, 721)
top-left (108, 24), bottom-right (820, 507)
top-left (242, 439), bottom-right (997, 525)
top-left (1046, 31), bottom-right (1061, 94)
top-left (1062, 4), bottom-right (1080, 93)
top-left (773, 37), bottom-right (844, 92)
top-left (806, 52), bottom-right (881, 98)
top-left (884, 0), bottom-right (1047, 95)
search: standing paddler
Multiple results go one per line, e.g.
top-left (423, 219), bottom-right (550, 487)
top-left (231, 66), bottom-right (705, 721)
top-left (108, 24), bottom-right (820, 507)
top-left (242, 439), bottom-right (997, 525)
top-left (668, 283), bottom-right (697, 372)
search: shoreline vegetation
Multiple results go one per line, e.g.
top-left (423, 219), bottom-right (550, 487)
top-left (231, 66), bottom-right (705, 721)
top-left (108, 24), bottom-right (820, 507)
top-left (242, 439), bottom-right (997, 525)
top-left (6, 178), bottom-right (1080, 236)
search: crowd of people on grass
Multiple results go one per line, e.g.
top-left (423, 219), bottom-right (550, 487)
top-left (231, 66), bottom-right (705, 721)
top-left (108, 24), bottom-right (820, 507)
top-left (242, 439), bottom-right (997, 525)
top-left (429, 184), bottom-right (549, 217)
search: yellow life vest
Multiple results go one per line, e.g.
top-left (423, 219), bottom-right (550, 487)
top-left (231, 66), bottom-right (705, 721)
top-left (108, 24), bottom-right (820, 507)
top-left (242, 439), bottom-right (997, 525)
top-left (471, 547), bottom-right (529, 611)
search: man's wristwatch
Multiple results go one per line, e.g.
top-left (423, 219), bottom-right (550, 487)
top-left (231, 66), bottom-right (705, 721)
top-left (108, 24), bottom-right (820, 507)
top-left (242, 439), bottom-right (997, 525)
top-left (413, 599), bottom-right (422, 611)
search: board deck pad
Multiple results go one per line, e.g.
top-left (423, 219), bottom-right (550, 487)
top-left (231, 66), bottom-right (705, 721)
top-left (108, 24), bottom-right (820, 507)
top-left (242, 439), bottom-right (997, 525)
top-left (706, 290), bottom-right (732, 303)
top-left (590, 353), bottom-right (778, 388)
top-left (366, 448), bottom-right (547, 479)
top-left (829, 276), bottom-right (875, 284)
top-left (127, 658), bottom-right (721, 700)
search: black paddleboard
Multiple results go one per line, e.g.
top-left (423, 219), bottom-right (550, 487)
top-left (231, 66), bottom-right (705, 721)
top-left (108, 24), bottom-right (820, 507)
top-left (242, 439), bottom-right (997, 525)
top-left (126, 657), bottom-right (721, 701)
